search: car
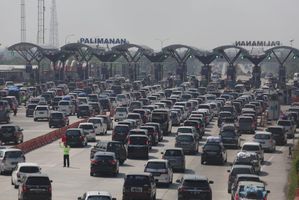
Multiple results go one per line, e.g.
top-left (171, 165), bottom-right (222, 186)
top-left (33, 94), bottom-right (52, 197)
top-left (253, 131), bottom-right (276, 152)
top-left (48, 111), bottom-right (69, 128)
top-left (227, 165), bottom-right (256, 193)
top-left (177, 126), bottom-right (200, 141)
top-left (0, 148), bottom-right (25, 174)
top-left (265, 126), bottom-right (287, 145)
top-left (90, 140), bottom-right (127, 165)
top-left (231, 174), bottom-right (262, 199)
top-left (183, 120), bottom-right (204, 139)
top-left (175, 133), bottom-right (199, 155)
top-left (78, 123), bottom-right (96, 142)
top-left (96, 115), bottom-right (113, 130)
top-left (177, 174), bottom-right (213, 200)
top-left (112, 124), bottom-right (130, 143)
top-left (58, 100), bottom-right (75, 116)
top-left (77, 104), bottom-right (93, 118)
top-left (145, 122), bottom-right (163, 142)
top-left (0, 124), bottom-right (24, 144)
top-left (237, 116), bottom-right (255, 134)
top-left (127, 135), bottom-right (150, 159)
top-left (87, 117), bottom-right (107, 135)
top-left (233, 151), bottom-right (261, 174)
top-left (127, 113), bottom-right (143, 127)
top-left (140, 125), bottom-right (159, 146)
top-left (201, 137), bottom-right (227, 165)
top-left (11, 163), bottom-right (41, 188)
top-left (25, 104), bottom-right (37, 117)
top-left (114, 106), bottom-right (129, 121)
top-left (277, 119), bottom-right (295, 138)
top-left (90, 151), bottom-right (119, 177)
top-left (233, 181), bottom-right (270, 200)
top-left (220, 128), bottom-right (240, 149)
top-left (241, 142), bottom-right (264, 163)
top-left (144, 159), bottom-right (173, 186)
top-left (161, 148), bottom-right (185, 172)
top-left (64, 128), bottom-right (87, 147)
top-left (78, 191), bottom-right (116, 200)
top-left (33, 105), bottom-right (50, 121)
top-left (18, 173), bottom-right (52, 200)
top-left (151, 109), bottom-right (172, 135)
top-left (122, 173), bottom-right (156, 200)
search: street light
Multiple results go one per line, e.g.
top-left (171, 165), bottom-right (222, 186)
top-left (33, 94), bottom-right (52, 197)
top-left (65, 34), bottom-right (75, 44)
top-left (155, 38), bottom-right (170, 50)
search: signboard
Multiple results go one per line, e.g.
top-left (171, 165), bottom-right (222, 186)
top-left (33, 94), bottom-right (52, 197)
top-left (235, 41), bottom-right (281, 47)
top-left (79, 37), bottom-right (128, 45)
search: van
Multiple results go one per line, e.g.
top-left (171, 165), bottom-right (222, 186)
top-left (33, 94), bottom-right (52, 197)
top-left (34, 105), bottom-right (50, 121)
top-left (151, 109), bottom-right (172, 135)
top-left (58, 100), bottom-right (75, 116)
top-left (112, 125), bottom-right (130, 143)
top-left (87, 117), bottom-right (107, 135)
top-left (78, 123), bottom-right (96, 142)
top-left (114, 107), bottom-right (129, 121)
top-left (238, 116), bottom-right (255, 134)
top-left (0, 148), bottom-right (25, 174)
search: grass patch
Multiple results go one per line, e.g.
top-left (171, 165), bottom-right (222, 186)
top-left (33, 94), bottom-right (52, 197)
top-left (288, 143), bottom-right (299, 200)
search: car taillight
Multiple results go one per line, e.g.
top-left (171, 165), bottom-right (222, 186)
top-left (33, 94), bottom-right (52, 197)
top-left (91, 159), bottom-right (97, 164)
top-left (146, 140), bottom-right (149, 145)
top-left (128, 138), bottom-right (131, 144)
top-left (197, 124), bottom-right (201, 129)
top-left (109, 160), bottom-right (117, 165)
top-left (80, 136), bottom-right (84, 141)
top-left (235, 193), bottom-right (239, 200)
top-left (178, 187), bottom-right (186, 192)
top-left (22, 185), bottom-right (28, 192)
top-left (17, 172), bottom-right (20, 178)
top-left (48, 186), bottom-right (52, 192)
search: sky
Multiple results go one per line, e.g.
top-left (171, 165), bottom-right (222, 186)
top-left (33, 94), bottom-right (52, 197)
top-left (0, 0), bottom-right (298, 51)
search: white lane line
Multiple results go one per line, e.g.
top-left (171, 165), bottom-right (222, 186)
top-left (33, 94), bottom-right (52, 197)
top-left (261, 146), bottom-right (284, 171)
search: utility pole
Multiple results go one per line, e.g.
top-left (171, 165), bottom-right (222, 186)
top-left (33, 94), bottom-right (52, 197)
top-left (20, 0), bottom-right (26, 42)
top-left (49, 0), bottom-right (59, 47)
top-left (37, 0), bottom-right (45, 45)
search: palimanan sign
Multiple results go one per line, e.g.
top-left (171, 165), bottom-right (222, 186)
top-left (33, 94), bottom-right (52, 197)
top-left (235, 41), bottom-right (281, 47)
top-left (79, 37), bottom-right (128, 45)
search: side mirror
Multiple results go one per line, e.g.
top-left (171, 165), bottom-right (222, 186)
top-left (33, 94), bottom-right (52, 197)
top-left (78, 197), bottom-right (82, 200)
top-left (227, 170), bottom-right (230, 173)
top-left (209, 180), bottom-right (214, 184)
top-left (161, 152), bottom-right (164, 155)
top-left (267, 190), bottom-right (271, 194)
top-left (176, 179), bottom-right (181, 183)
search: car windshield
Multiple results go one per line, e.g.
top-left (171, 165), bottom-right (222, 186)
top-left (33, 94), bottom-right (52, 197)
top-left (239, 118), bottom-right (253, 123)
top-left (176, 135), bottom-right (193, 142)
top-left (220, 113), bottom-right (231, 118)
top-left (66, 130), bottom-right (81, 136)
top-left (125, 175), bottom-right (150, 185)
top-left (79, 125), bottom-right (94, 130)
top-left (221, 131), bottom-right (236, 137)
top-left (87, 196), bottom-right (111, 200)
top-left (146, 162), bottom-right (166, 169)
top-left (164, 150), bottom-right (182, 156)
top-left (26, 177), bottom-right (50, 185)
top-left (0, 126), bottom-right (16, 133)
top-left (204, 144), bottom-right (220, 151)
top-left (177, 128), bottom-right (192, 133)
top-left (36, 107), bottom-right (47, 111)
top-left (19, 166), bottom-right (40, 173)
top-left (88, 119), bottom-right (101, 124)
top-left (5, 151), bottom-right (22, 158)
top-left (255, 134), bottom-right (270, 139)
top-left (152, 113), bottom-right (168, 122)
top-left (278, 121), bottom-right (291, 126)
top-left (128, 115), bottom-right (140, 119)
top-left (115, 126), bottom-right (129, 132)
top-left (59, 101), bottom-right (70, 106)
top-left (116, 107), bottom-right (127, 112)
top-left (183, 180), bottom-right (209, 188)
top-left (27, 105), bottom-right (37, 109)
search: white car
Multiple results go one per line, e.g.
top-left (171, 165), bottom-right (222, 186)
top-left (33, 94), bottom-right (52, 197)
top-left (11, 163), bottom-right (41, 188)
top-left (242, 142), bottom-right (264, 163)
top-left (78, 123), bottom-right (96, 142)
top-left (144, 159), bottom-right (173, 187)
top-left (253, 131), bottom-right (276, 152)
top-left (78, 191), bottom-right (116, 200)
top-left (0, 148), bottom-right (25, 174)
top-left (114, 107), bottom-right (129, 121)
top-left (58, 100), bottom-right (75, 116)
top-left (33, 105), bottom-right (50, 121)
top-left (87, 117), bottom-right (107, 135)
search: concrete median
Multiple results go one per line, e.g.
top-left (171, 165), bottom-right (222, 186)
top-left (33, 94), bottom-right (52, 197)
top-left (14, 119), bottom-right (87, 154)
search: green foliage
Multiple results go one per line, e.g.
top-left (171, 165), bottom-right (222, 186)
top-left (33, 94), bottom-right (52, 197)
top-left (288, 142), bottom-right (299, 200)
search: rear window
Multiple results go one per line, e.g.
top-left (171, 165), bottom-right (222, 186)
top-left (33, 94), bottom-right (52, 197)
top-left (66, 130), bottom-right (81, 136)
top-left (129, 137), bottom-right (147, 144)
top-left (27, 105), bottom-right (37, 109)
top-left (152, 113), bottom-right (168, 122)
top-left (51, 113), bottom-right (63, 118)
top-left (203, 144), bottom-right (220, 151)
top-left (184, 122), bottom-right (197, 127)
top-left (255, 134), bottom-right (270, 139)
top-left (164, 150), bottom-right (182, 156)
top-left (88, 119), bottom-right (102, 124)
top-left (278, 121), bottom-right (291, 126)
top-left (79, 125), bottom-right (94, 130)
top-left (146, 162), bottom-right (166, 169)
top-left (177, 128), bottom-right (192, 133)
top-left (114, 126), bottom-right (129, 132)
top-left (95, 155), bottom-right (114, 160)
top-left (19, 166), bottom-right (40, 173)
top-left (176, 135), bottom-right (194, 142)
top-left (242, 145), bottom-right (259, 151)
top-left (128, 114), bottom-right (140, 119)
top-left (231, 168), bottom-right (252, 175)
top-left (36, 107), bottom-right (48, 111)
top-left (116, 107), bottom-right (127, 112)
top-left (267, 128), bottom-right (283, 135)
top-left (239, 118), bottom-right (253, 123)
top-left (26, 177), bottom-right (50, 185)
top-left (125, 175), bottom-right (150, 185)
top-left (5, 151), bottom-right (23, 158)
top-left (221, 131), bottom-right (236, 137)
top-left (183, 180), bottom-right (209, 188)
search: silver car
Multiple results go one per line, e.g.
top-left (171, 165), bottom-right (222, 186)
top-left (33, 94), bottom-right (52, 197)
top-left (253, 131), bottom-right (276, 152)
top-left (175, 133), bottom-right (199, 155)
top-left (162, 148), bottom-right (185, 172)
top-left (0, 149), bottom-right (25, 174)
top-left (277, 119), bottom-right (295, 139)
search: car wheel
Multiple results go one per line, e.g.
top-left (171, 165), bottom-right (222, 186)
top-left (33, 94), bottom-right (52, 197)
top-left (14, 184), bottom-right (18, 189)
top-left (119, 160), bottom-right (125, 165)
top-left (34, 118), bottom-right (37, 122)
top-left (90, 172), bottom-right (94, 177)
top-left (201, 160), bottom-right (204, 165)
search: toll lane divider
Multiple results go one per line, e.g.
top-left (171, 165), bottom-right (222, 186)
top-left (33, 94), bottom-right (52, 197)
top-left (14, 119), bottom-right (87, 154)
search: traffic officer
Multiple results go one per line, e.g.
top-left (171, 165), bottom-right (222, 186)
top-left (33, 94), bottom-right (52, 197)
top-left (59, 142), bottom-right (71, 167)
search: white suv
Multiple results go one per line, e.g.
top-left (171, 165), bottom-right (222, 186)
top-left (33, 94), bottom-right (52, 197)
top-left (144, 159), bottom-right (173, 187)
top-left (78, 123), bottom-right (96, 142)
top-left (114, 107), bottom-right (128, 121)
top-left (11, 162), bottom-right (41, 188)
top-left (87, 117), bottom-right (107, 135)
top-left (0, 148), bottom-right (25, 174)
top-left (78, 191), bottom-right (116, 200)
top-left (34, 105), bottom-right (50, 121)
top-left (253, 131), bottom-right (276, 152)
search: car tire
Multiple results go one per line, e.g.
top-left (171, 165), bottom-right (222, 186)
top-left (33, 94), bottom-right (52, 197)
top-left (14, 184), bottom-right (18, 189)
top-left (34, 118), bottom-right (37, 122)
top-left (119, 160), bottom-right (125, 165)
top-left (90, 172), bottom-right (94, 177)
top-left (201, 160), bottom-right (204, 165)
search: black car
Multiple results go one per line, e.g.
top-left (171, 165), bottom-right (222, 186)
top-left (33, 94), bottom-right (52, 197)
top-left (18, 174), bottom-right (52, 200)
top-left (127, 135), bottom-right (149, 159)
top-left (90, 152), bottom-right (119, 177)
top-left (0, 124), bottom-right (24, 144)
top-left (64, 128), bottom-right (87, 147)
top-left (90, 141), bottom-right (127, 165)
top-left (112, 124), bottom-right (130, 143)
top-left (145, 122), bottom-right (163, 142)
top-left (25, 104), bottom-right (37, 117)
top-left (219, 130), bottom-right (240, 149)
top-left (96, 115), bottom-right (113, 130)
top-left (77, 104), bottom-right (93, 118)
top-left (122, 173), bottom-right (156, 200)
top-left (177, 174), bottom-right (213, 200)
top-left (48, 111), bottom-right (69, 128)
top-left (218, 111), bottom-right (234, 127)
top-left (201, 140), bottom-right (227, 165)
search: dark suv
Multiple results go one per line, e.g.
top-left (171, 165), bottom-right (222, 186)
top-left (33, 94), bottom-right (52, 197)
top-left (90, 152), bottom-right (119, 177)
top-left (90, 141), bottom-right (127, 165)
top-left (127, 135), bottom-right (150, 159)
top-left (48, 111), bottom-right (69, 128)
top-left (177, 174), bottom-right (213, 200)
top-left (25, 104), bottom-right (37, 117)
top-left (201, 139), bottom-right (227, 165)
top-left (112, 125), bottom-right (130, 143)
top-left (0, 125), bottom-right (24, 144)
top-left (64, 128), bottom-right (87, 147)
top-left (18, 174), bottom-right (52, 200)
top-left (122, 173), bottom-right (156, 200)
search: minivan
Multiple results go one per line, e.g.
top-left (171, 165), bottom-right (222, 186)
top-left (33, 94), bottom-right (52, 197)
top-left (0, 148), bottom-right (25, 174)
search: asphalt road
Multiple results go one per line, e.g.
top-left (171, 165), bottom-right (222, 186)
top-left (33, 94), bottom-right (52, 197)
top-left (0, 106), bottom-right (294, 200)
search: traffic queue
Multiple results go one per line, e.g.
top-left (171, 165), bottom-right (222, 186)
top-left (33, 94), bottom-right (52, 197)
top-left (0, 76), bottom-right (296, 200)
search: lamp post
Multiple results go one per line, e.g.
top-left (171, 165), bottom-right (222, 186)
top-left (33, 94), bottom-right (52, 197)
top-left (64, 34), bottom-right (75, 44)
top-left (155, 38), bottom-right (170, 50)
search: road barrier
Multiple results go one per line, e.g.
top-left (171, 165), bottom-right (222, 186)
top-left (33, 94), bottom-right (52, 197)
top-left (14, 119), bottom-right (86, 154)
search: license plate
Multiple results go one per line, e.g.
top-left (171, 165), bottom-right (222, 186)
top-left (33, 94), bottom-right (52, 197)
top-left (131, 187), bottom-right (142, 192)
top-left (152, 172), bottom-right (160, 176)
top-left (30, 189), bottom-right (46, 192)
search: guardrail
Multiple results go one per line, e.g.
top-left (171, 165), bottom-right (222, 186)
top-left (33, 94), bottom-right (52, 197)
top-left (14, 119), bottom-right (87, 154)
